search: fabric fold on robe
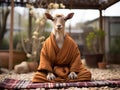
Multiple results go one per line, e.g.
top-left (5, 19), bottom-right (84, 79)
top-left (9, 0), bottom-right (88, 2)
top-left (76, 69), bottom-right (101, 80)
top-left (32, 33), bottom-right (91, 82)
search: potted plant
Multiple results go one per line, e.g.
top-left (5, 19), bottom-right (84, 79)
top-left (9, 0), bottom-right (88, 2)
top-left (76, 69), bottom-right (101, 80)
top-left (85, 28), bottom-right (105, 68)
top-left (96, 29), bottom-right (106, 69)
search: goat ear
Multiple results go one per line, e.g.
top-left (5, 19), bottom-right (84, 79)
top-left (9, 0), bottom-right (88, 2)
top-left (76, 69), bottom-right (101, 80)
top-left (64, 13), bottom-right (74, 21)
top-left (45, 13), bottom-right (53, 21)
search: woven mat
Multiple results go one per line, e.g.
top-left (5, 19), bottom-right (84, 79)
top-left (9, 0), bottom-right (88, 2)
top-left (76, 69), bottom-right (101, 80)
top-left (0, 78), bottom-right (120, 89)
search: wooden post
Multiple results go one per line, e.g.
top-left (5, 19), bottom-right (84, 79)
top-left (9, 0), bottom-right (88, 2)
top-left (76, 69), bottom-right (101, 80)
top-left (99, 9), bottom-right (105, 55)
top-left (28, 10), bottom-right (32, 40)
top-left (99, 9), bottom-right (103, 53)
top-left (69, 21), bottom-right (71, 35)
top-left (99, 9), bottom-right (103, 30)
top-left (9, 0), bottom-right (14, 70)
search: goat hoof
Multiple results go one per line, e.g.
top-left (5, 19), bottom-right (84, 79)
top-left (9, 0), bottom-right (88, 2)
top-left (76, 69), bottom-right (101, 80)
top-left (68, 72), bottom-right (77, 79)
top-left (47, 72), bottom-right (56, 80)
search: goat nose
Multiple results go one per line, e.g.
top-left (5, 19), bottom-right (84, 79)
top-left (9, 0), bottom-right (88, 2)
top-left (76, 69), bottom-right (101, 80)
top-left (57, 25), bottom-right (61, 28)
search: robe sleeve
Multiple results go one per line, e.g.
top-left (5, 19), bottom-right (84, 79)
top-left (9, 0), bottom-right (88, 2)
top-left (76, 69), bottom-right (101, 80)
top-left (37, 42), bottom-right (53, 72)
top-left (69, 45), bottom-right (83, 73)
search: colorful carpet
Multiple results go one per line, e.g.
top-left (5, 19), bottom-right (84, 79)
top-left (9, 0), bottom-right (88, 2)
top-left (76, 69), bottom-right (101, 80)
top-left (0, 78), bottom-right (120, 89)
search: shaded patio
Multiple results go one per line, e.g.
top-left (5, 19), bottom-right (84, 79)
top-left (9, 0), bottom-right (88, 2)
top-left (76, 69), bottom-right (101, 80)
top-left (0, 0), bottom-right (120, 89)
top-left (1, 0), bottom-right (120, 70)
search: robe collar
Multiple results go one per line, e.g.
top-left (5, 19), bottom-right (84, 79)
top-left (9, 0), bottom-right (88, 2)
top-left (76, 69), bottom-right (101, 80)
top-left (50, 32), bottom-right (68, 53)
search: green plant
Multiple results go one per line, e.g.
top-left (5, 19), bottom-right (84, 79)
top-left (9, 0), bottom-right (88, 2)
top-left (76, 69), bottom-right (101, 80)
top-left (86, 28), bottom-right (105, 54)
top-left (13, 33), bottom-right (21, 49)
top-left (109, 37), bottom-right (120, 55)
top-left (86, 31), bottom-right (97, 54)
top-left (0, 38), bottom-right (9, 50)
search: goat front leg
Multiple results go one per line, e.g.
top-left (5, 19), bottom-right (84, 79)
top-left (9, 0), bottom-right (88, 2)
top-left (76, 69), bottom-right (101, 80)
top-left (68, 72), bottom-right (77, 79)
top-left (47, 72), bottom-right (56, 80)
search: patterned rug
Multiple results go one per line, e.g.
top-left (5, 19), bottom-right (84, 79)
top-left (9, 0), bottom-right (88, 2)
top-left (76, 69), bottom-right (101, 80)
top-left (0, 78), bottom-right (120, 89)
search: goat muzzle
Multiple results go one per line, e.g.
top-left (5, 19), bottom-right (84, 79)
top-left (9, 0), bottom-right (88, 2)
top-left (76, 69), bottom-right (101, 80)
top-left (57, 25), bottom-right (62, 30)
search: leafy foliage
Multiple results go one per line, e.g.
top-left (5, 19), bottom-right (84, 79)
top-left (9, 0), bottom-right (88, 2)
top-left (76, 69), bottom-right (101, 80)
top-left (86, 28), bottom-right (105, 54)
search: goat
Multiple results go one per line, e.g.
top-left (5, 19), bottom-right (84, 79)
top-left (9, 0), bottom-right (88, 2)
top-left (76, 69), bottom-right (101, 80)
top-left (45, 13), bottom-right (77, 80)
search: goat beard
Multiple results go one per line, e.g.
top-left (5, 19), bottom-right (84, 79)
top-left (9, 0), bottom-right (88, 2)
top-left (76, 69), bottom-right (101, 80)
top-left (53, 29), bottom-right (65, 43)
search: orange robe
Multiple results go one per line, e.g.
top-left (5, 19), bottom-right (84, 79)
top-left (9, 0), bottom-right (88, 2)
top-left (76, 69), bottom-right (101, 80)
top-left (32, 33), bottom-right (91, 82)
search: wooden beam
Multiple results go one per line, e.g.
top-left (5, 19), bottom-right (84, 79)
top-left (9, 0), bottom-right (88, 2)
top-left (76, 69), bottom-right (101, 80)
top-left (101, 0), bottom-right (120, 10)
top-left (9, 0), bottom-right (14, 70)
top-left (1, 0), bottom-right (120, 10)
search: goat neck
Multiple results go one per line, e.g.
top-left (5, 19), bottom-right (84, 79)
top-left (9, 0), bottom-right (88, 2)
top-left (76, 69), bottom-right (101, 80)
top-left (52, 29), bottom-right (65, 43)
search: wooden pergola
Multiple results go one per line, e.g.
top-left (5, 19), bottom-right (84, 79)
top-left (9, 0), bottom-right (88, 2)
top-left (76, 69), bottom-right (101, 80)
top-left (0, 0), bottom-right (120, 70)
top-left (1, 0), bottom-right (119, 9)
